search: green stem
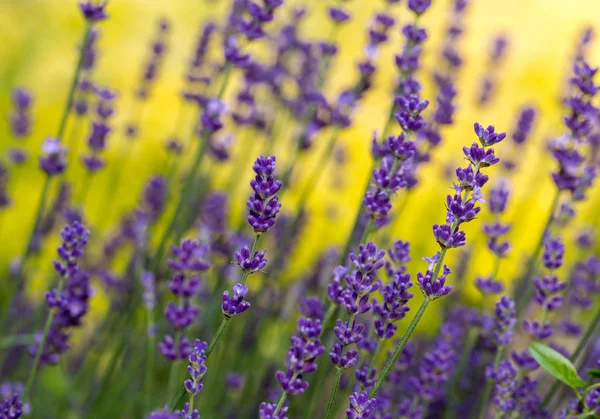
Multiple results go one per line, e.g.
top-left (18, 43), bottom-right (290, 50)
top-left (369, 297), bottom-right (430, 398)
top-left (24, 274), bottom-right (68, 398)
top-left (56, 22), bottom-right (94, 143)
top-left (240, 235), bottom-right (260, 286)
top-left (167, 332), bottom-right (182, 402)
top-left (324, 367), bottom-right (343, 419)
top-left (274, 390), bottom-right (289, 415)
top-left (443, 327), bottom-right (477, 419)
top-left (0, 334), bottom-right (35, 349)
top-left (150, 138), bottom-right (209, 271)
top-left (477, 348), bottom-right (504, 419)
top-left (144, 316), bottom-right (155, 414)
top-left (369, 339), bottom-right (384, 372)
top-left (169, 316), bottom-right (232, 410)
top-left (514, 190), bottom-right (561, 318)
top-left (207, 317), bottom-right (231, 357)
top-left (151, 63), bottom-right (234, 270)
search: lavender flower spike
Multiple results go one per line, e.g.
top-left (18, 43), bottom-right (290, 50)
top-left (247, 155), bottom-right (282, 234)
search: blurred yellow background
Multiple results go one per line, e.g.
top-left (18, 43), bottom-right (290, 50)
top-left (0, 0), bottom-right (599, 332)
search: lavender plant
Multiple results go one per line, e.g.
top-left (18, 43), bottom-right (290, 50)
top-left (1, 1), bottom-right (600, 418)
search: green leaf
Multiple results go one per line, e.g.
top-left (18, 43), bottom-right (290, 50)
top-left (529, 342), bottom-right (587, 388)
top-left (588, 368), bottom-right (600, 380)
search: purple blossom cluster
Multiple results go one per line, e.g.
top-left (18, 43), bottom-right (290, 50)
top-left (262, 297), bottom-right (325, 414)
top-left (28, 221), bottom-right (91, 366)
top-left (81, 86), bottom-right (117, 172)
top-left (7, 2), bottom-right (600, 419)
top-left (328, 243), bottom-right (385, 372)
top-left (159, 240), bottom-right (210, 361)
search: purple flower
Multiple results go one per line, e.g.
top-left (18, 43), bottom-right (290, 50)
top-left (454, 166), bottom-right (489, 192)
top-left (474, 123), bottom-right (507, 147)
top-left (0, 393), bottom-right (24, 419)
top-left (247, 156), bottom-right (282, 234)
top-left (234, 246), bottom-right (267, 273)
top-left (161, 239), bottom-right (209, 360)
top-left (328, 7), bottom-right (351, 24)
top-left (346, 391), bottom-right (377, 418)
top-left (30, 222), bottom-right (91, 366)
top-left (388, 240), bottom-right (411, 267)
top-left (79, 0), bottom-right (108, 21)
top-left (487, 360), bottom-right (518, 412)
top-left (350, 242), bottom-right (386, 273)
top-left (39, 138), bottom-right (67, 176)
top-left (299, 297), bottom-right (324, 320)
top-left (475, 276), bottom-right (504, 295)
top-left (373, 272), bottom-right (413, 339)
top-left (183, 339), bottom-right (208, 396)
top-left (9, 87), bottom-right (33, 138)
top-left (534, 275), bottom-right (567, 311)
top-left (463, 143), bottom-right (500, 167)
top-left (330, 343), bottom-right (359, 369)
top-left (511, 350), bottom-right (539, 371)
top-left (522, 319), bottom-right (553, 340)
top-left (446, 193), bottom-right (480, 224)
top-left (269, 307), bottom-right (325, 407)
top-left (488, 180), bottom-right (510, 214)
top-left (394, 94), bottom-right (429, 133)
top-left (512, 106), bottom-right (536, 145)
top-left (417, 265), bottom-right (452, 300)
top-left (433, 223), bottom-right (466, 249)
top-left (259, 402), bottom-right (288, 419)
top-left (408, 0), bottom-right (432, 15)
top-left (222, 283), bottom-right (251, 318)
top-left (167, 240), bottom-right (210, 272)
top-left (493, 296), bottom-right (516, 346)
top-left (543, 236), bottom-right (565, 270)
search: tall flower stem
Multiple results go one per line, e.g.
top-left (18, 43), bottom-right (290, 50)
top-left (514, 189), bottom-right (561, 318)
top-left (169, 235), bottom-right (260, 410)
top-left (369, 297), bottom-right (430, 398)
top-left (476, 347), bottom-right (503, 419)
top-left (144, 311), bottom-right (155, 414)
top-left (324, 367), bottom-right (343, 419)
top-left (0, 334), bottom-right (35, 349)
top-left (151, 64), bottom-right (234, 270)
top-left (369, 339), bottom-right (384, 371)
top-left (166, 331), bottom-right (182, 402)
top-left (24, 275), bottom-right (68, 398)
top-left (443, 327), bottom-right (477, 419)
top-left (9, 21), bottom-right (93, 287)
top-left (541, 307), bottom-right (600, 408)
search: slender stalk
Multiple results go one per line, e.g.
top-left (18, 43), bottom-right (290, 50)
top-left (166, 332), bottom-right (182, 402)
top-left (150, 138), bottom-right (209, 271)
top-left (0, 334), bottom-right (35, 349)
top-left (144, 314), bottom-right (155, 414)
top-left (340, 165), bottom-right (374, 263)
top-left (57, 23), bottom-right (94, 143)
top-left (369, 297), bottom-right (430, 398)
top-left (240, 235), bottom-right (260, 286)
top-left (24, 274), bottom-right (68, 398)
top-left (324, 367), bottom-right (343, 419)
top-left (274, 388), bottom-right (290, 415)
top-left (151, 64), bottom-right (235, 270)
top-left (206, 317), bottom-right (231, 357)
top-left (369, 339), bottom-right (384, 372)
top-left (514, 190), bottom-right (561, 318)
top-left (169, 316), bottom-right (232, 410)
top-left (477, 348), bottom-right (503, 419)
top-left (443, 327), bottom-right (477, 419)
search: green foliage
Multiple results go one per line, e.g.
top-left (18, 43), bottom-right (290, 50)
top-left (529, 342), bottom-right (587, 389)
